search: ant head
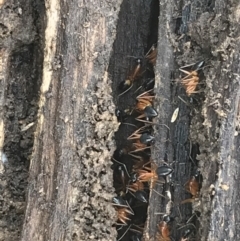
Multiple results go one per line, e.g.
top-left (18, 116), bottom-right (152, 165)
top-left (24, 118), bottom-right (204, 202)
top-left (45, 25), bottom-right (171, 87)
top-left (134, 190), bottom-right (148, 203)
top-left (118, 79), bottom-right (132, 92)
top-left (163, 215), bottom-right (174, 223)
top-left (144, 106), bottom-right (158, 118)
top-left (140, 133), bottom-right (155, 145)
top-left (193, 170), bottom-right (201, 178)
top-left (112, 196), bottom-right (128, 207)
top-left (157, 165), bottom-right (173, 177)
top-left (130, 172), bottom-right (138, 183)
top-left (192, 60), bottom-right (205, 71)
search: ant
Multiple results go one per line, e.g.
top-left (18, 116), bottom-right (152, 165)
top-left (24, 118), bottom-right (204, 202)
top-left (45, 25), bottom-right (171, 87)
top-left (112, 158), bottom-right (131, 195)
top-left (113, 196), bottom-right (134, 226)
top-left (135, 161), bottom-right (173, 188)
top-left (117, 223), bottom-right (144, 241)
top-left (135, 90), bottom-right (158, 123)
top-left (117, 207), bottom-right (133, 226)
top-left (179, 60), bottom-right (205, 96)
top-left (145, 44), bottom-right (157, 66)
top-left (156, 215), bottom-right (172, 241)
top-left (115, 109), bottom-right (128, 123)
top-left (136, 163), bottom-right (158, 185)
top-left (118, 58), bottom-right (142, 97)
top-left (181, 171), bottom-right (201, 204)
top-left (127, 126), bottom-right (155, 145)
top-left (118, 45), bottom-right (157, 97)
top-left (127, 180), bottom-right (144, 193)
top-left (132, 190), bottom-right (148, 203)
top-left (127, 171), bottom-right (149, 203)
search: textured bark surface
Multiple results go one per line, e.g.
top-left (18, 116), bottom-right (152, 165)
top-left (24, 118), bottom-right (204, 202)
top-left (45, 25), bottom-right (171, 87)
top-left (21, 0), bottom-right (122, 240)
top-left (0, 0), bottom-right (121, 241)
top-left (0, 0), bottom-right (240, 241)
top-left (146, 0), bottom-right (240, 241)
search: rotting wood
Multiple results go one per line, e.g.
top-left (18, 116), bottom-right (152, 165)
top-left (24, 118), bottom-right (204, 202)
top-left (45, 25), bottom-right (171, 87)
top-left (188, 1), bottom-right (240, 240)
top-left (145, 0), bottom-right (192, 240)
top-left (0, 1), bottom-right (41, 241)
top-left (20, 1), bottom-right (123, 240)
top-left (145, 0), bottom-right (240, 241)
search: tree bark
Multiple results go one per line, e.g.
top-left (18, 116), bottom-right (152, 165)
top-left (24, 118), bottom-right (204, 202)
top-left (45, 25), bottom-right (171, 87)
top-left (0, 0), bottom-right (121, 241)
top-left (21, 0), bottom-right (123, 240)
top-left (146, 0), bottom-right (240, 241)
top-left (0, 0), bottom-right (240, 241)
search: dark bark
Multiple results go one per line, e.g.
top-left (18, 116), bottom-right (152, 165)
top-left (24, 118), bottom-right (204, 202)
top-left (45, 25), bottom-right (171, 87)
top-left (146, 0), bottom-right (240, 241)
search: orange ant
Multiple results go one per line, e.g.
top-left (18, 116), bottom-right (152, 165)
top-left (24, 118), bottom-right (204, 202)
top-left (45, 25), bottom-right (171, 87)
top-left (131, 158), bottom-right (173, 187)
top-left (181, 172), bottom-right (200, 204)
top-left (156, 216), bottom-right (172, 241)
top-left (136, 163), bottom-right (158, 184)
top-left (134, 161), bottom-right (172, 188)
top-left (145, 44), bottom-right (157, 66)
top-left (135, 90), bottom-right (154, 110)
top-left (186, 176), bottom-right (200, 197)
top-left (127, 180), bottom-right (144, 193)
top-left (113, 196), bottom-right (134, 226)
top-left (127, 126), bottom-right (155, 146)
top-left (179, 60), bottom-right (205, 96)
top-left (118, 45), bottom-right (157, 97)
top-left (116, 207), bottom-right (133, 226)
top-left (127, 126), bottom-right (154, 153)
top-left (135, 90), bottom-right (158, 123)
top-left (118, 59), bottom-right (142, 97)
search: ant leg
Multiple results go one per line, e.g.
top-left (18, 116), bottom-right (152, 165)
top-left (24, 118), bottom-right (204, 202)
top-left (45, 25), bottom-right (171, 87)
top-left (136, 89), bottom-right (154, 99)
top-left (135, 119), bottom-right (170, 131)
top-left (152, 188), bottom-right (169, 199)
top-left (134, 85), bottom-right (143, 94)
top-left (129, 146), bottom-right (151, 153)
top-left (118, 83), bottom-right (133, 97)
top-left (179, 61), bottom-right (201, 70)
top-left (112, 157), bottom-right (130, 178)
top-left (130, 224), bottom-right (144, 234)
top-left (181, 76), bottom-right (198, 84)
top-left (128, 153), bottom-right (143, 161)
top-left (121, 122), bottom-right (138, 128)
top-left (117, 224), bottom-right (132, 241)
top-left (144, 45), bottom-right (155, 57)
top-left (127, 133), bottom-right (141, 140)
top-left (135, 118), bottom-right (155, 125)
top-left (177, 222), bottom-right (196, 231)
top-left (179, 68), bottom-right (192, 76)
top-left (181, 198), bottom-right (195, 204)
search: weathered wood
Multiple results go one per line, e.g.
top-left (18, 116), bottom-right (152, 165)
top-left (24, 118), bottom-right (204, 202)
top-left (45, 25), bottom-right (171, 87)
top-left (188, 1), bottom-right (240, 240)
top-left (0, 0), bottom-right (121, 241)
top-left (146, 0), bottom-right (240, 241)
top-left (21, 0), bottom-right (123, 240)
top-left (146, 0), bottom-right (193, 240)
top-left (0, 1), bottom-right (42, 241)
